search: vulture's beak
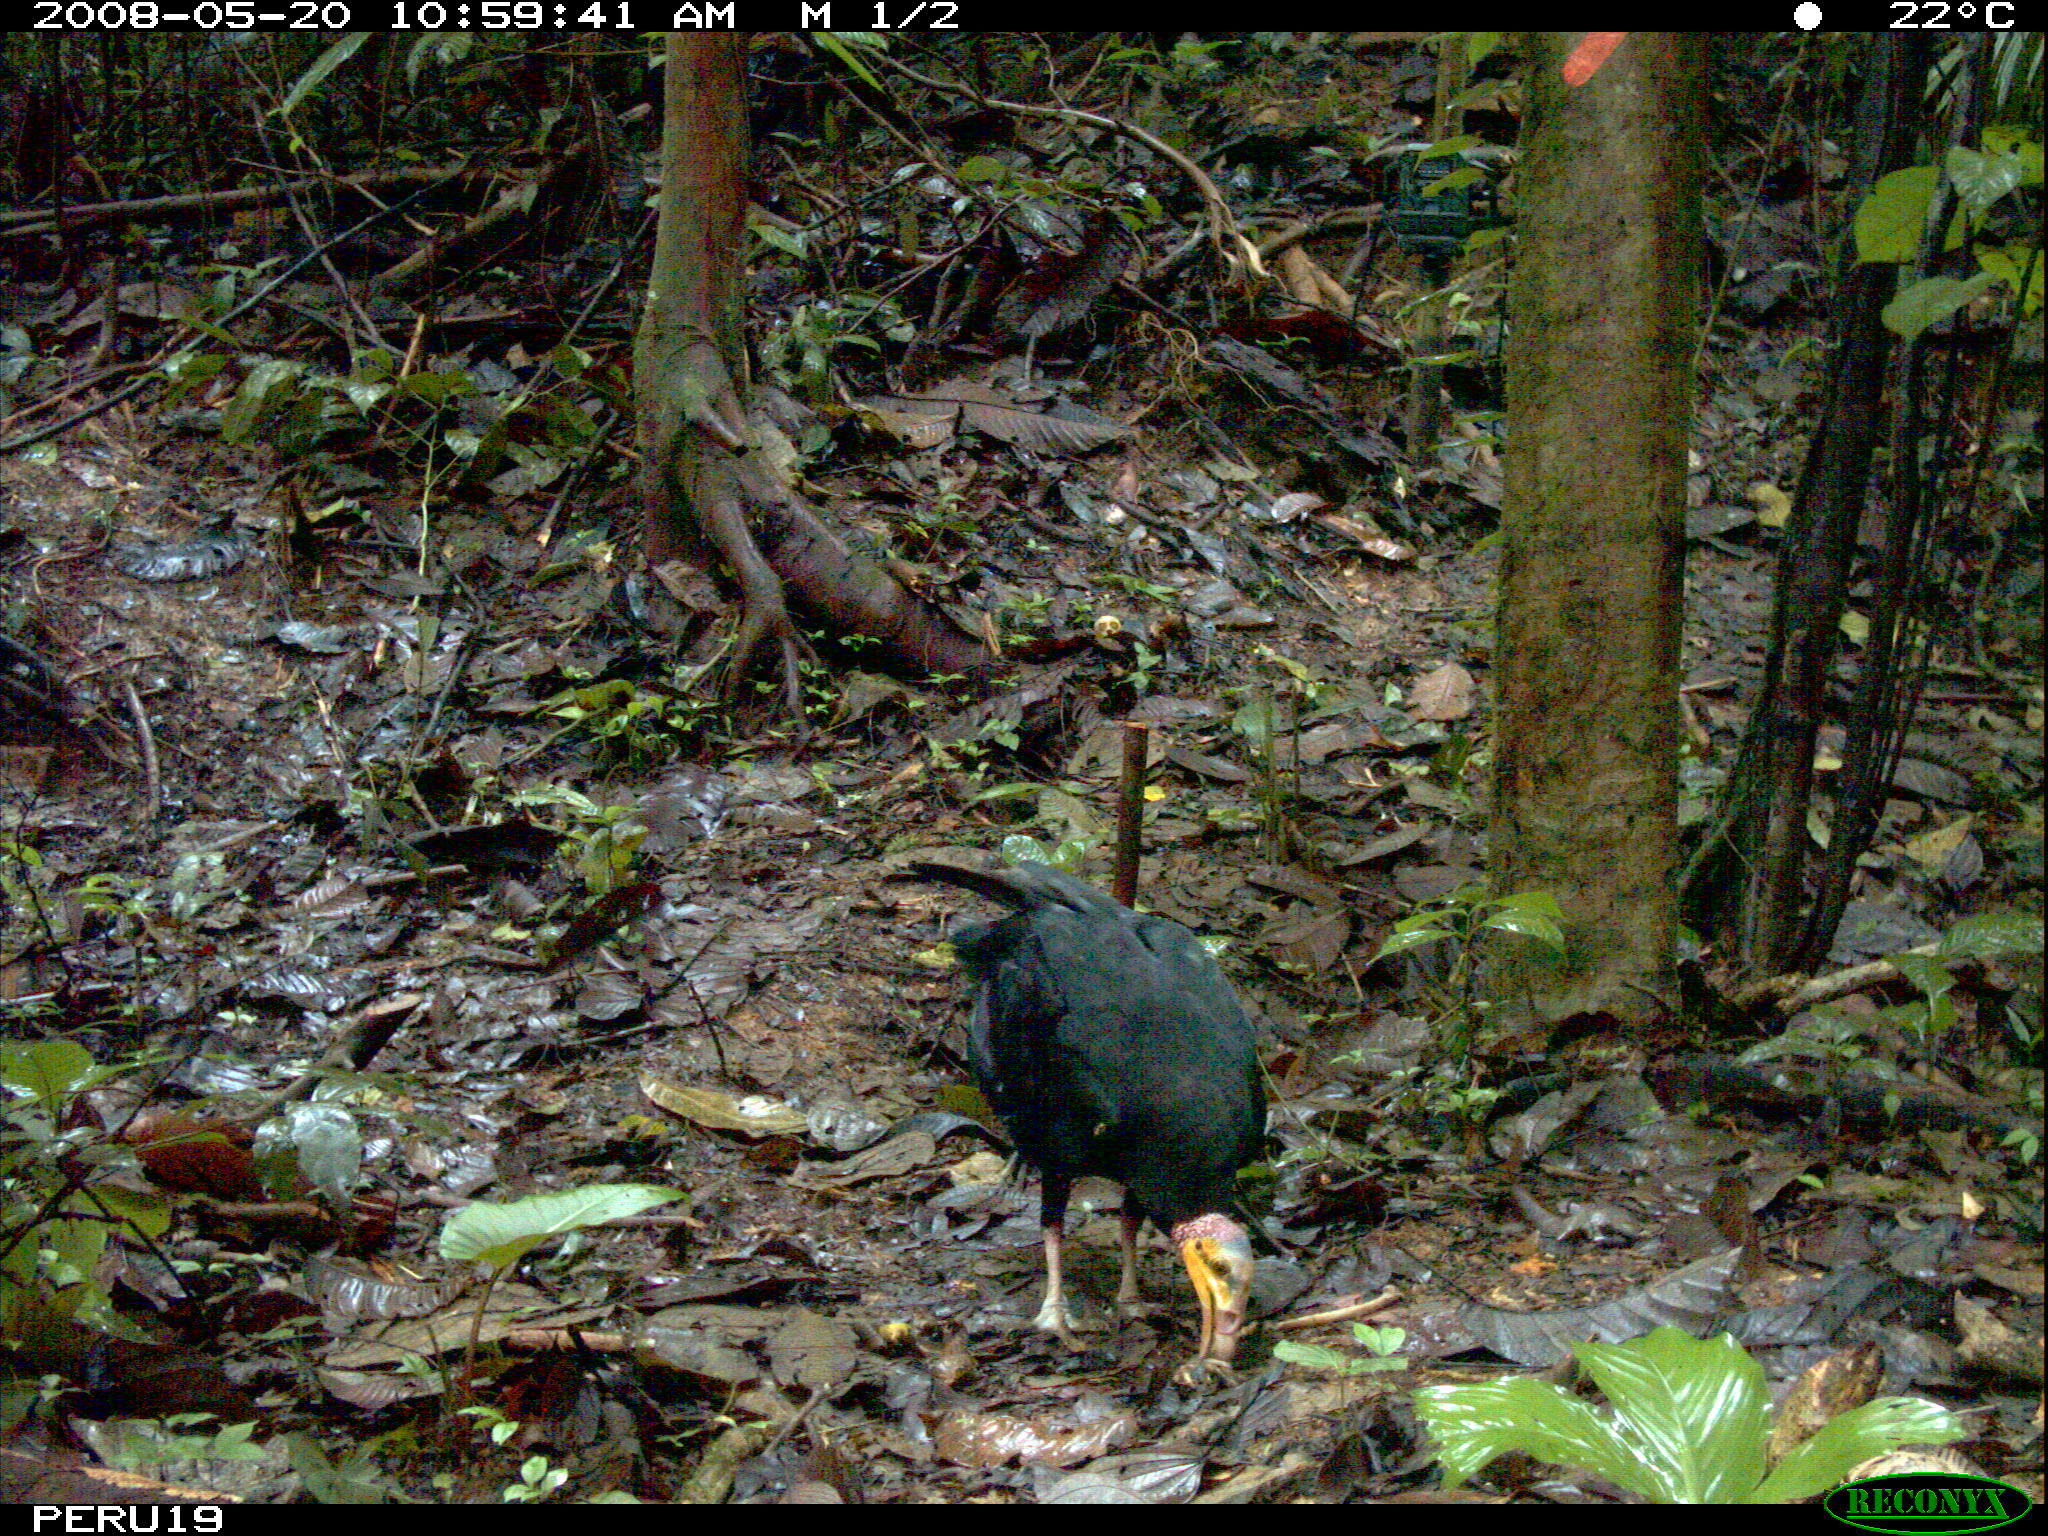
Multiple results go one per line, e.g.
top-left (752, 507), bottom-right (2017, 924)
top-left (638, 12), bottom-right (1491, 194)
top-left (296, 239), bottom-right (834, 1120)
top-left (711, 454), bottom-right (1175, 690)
top-left (1181, 1223), bottom-right (1255, 1364)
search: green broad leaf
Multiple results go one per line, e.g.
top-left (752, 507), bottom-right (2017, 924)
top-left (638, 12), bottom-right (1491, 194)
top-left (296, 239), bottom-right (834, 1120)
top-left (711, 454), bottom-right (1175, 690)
top-left (544, 342), bottom-right (593, 378)
top-left (393, 369), bottom-right (477, 405)
top-left (1569, 1329), bottom-right (1770, 1504)
top-left (1415, 1328), bottom-right (1909, 1502)
top-left (1756, 1396), bottom-right (1966, 1502)
top-left (955, 156), bottom-right (1015, 184)
top-left (812, 32), bottom-right (885, 92)
top-left (0, 1040), bottom-right (97, 1108)
top-left (1487, 890), bottom-right (1564, 922)
top-left (1047, 837), bottom-right (1094, 873)
top-left (1419, 134), bottom-right (1480, 161)
top-left (1941, 910), bottom-right (2044, 959)
top-left (1886, 951), bottom-right (1954, 999)
top-left (1353, 1323), bottom-right (1407, 1356)
top-left (996, 834), bottom-right (1055, 869)
top-left (278, 33), bottom-right (370, 119)
top-left (1853, 167), bottom-right (1962, 264)
top-left (1418, 1374), bottom-right (1645, 1494)
top-left (92, 1184), bottom-right (173, 1243)
top-left (1982, 125), bottom-right (2043, 184)
top-left (1371, 924), bottom-right (1454, 962)
top-left (42, 1208), bottom-right (113, 1286)
top-left (1480, 894), bottom-right (1566, 953)
top-left (255, 1104), bottom-right (363, 1203)
top-left (160, 351), bottom-right (227, 391)
top-left (1946, 144), bottom-right (2027, 213)
top-left (1882, 273), bottom-right (1997, 340)
top-left (440, 1184), bottom-right (684, 1271)
top-left (455, 415), bottom-right (515, 492)
top-left (1231, 698), bottom-right (1277, 747)
top-left (1421, 167), bottom-right (1483, 198)
top-left (221, 359), bottom-right (305, 444)
top-left (753, 223), bottom-right (809, 259)
top-left (284, 1430), bottom-right (396, 1505)
top-left (964, 782), bottom-right (1039, 804)
top-left (1977, 246), bottom-right (2043, 316)
top-left (1273, 1340), bottom-right (1356, 1371)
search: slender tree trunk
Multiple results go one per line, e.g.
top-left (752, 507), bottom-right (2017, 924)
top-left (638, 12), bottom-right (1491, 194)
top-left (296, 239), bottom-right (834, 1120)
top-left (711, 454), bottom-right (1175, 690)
top-left (635, 35), bottom-right (990, 711)
top-left (1490, 32), bottom-right (1703, 1024)
top-left (1683, 34), bottom-right (1929, 970)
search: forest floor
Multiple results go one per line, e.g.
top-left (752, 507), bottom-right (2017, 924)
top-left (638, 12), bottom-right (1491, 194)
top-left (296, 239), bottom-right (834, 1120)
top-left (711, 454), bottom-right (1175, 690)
top-left (1, 356), bottom-right (2038, 1502)
top-left (0, 32), bottom-right (2039, 1507)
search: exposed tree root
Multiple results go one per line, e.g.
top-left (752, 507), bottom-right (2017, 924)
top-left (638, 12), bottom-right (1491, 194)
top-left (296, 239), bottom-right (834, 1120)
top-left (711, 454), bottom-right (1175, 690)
top-left (641, 305), bottom-right (992, 719)
top-left (643, 360), bottom-right (995, 717)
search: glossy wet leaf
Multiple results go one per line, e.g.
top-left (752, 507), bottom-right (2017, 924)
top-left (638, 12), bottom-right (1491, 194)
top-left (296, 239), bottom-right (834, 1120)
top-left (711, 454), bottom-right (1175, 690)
top-left (439, 1184), bottom-right (683, 1270)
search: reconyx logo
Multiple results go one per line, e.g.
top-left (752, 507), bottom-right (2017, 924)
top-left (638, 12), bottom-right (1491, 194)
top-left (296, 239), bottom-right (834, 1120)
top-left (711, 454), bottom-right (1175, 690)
top-left (1824, 1473), bottom-right (2032, 1535)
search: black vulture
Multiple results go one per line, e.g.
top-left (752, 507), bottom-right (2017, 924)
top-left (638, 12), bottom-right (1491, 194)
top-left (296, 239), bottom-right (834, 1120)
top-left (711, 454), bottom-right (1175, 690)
top-left (914, 858), bottom-right (1263, 1370)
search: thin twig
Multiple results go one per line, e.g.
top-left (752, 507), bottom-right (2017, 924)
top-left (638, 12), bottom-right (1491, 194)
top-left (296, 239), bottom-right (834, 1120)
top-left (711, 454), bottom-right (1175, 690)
top-left (119, 676), bottom-right (160, 824)
top-left (1274, 1287), bottom-right (1402, 1332)
top-left (761, 1384), bottom-right (830, 1459)
top-left (864, 49), bottom-right (1255, 285)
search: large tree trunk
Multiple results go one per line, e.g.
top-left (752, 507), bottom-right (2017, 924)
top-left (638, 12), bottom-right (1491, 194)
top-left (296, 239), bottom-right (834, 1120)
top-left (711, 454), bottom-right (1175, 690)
top-left (634, 35), bottom-right (991, 711)
top-left (1489, 32), bottom-right (1703, 1025)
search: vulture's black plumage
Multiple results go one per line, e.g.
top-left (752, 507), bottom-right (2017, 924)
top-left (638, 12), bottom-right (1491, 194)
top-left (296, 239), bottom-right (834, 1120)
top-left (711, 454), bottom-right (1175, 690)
top-left (915, 858), bottom-right (1263, 1368)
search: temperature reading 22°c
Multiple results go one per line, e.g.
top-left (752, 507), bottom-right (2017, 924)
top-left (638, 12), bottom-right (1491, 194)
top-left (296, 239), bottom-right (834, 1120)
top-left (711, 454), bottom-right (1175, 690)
top-left (1890, 0), bottom-right (2019, 26)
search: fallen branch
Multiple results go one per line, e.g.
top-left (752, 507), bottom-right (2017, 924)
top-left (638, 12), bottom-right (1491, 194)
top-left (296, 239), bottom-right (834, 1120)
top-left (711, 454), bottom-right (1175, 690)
top-left (0, 163), bottom-right (475, 236)
top-left (1275, 1287), bottom-right (1402, 1332)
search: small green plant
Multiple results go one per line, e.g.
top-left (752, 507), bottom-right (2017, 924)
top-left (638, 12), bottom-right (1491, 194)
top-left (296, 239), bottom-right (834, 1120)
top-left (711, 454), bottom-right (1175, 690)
top-left (438, 1183), bottom-right (682, 1404)
top-left (73, 870), bottom-right (155, 926)
top-left (1125, 642), bottom-right (1163, 697)
top-left (757, 294), bottom-right (909, 404)
top-left (996, 588), bottom-right (1052, 641)
top-left (1220, 648), bottom-right (1339, 850)
top-left (793, 651), bottom-right (850, 725)
top-left (0, 837), bottom-right (45, 919)
top-left (284, 1429), bottom-right (404, 1505)
top-left (545, 675), bottom-right (711, 770)
top-left (1097, 572), bottom-right (1177, 603)
top-left (913, 477), bottom-right (979, 541)
top-left (1737, 1006), bottom-right (1878, 1074)
top-left (1741, 910), bottom-right (2044, 1073)
top-left (503, 1452), bottom-right (570, 1503)
top-left (1275, 1323), bottom-right (1410, 1375)
top-left (510, 784), bottom-right (646, 896)
top-left (458, 1408), bottom-right (570, 1503)
top-left (1435, 1082), bottom-right (1504, 1131)
top-left (0, 1041), bottom-right (170, 1373)
top-left (102, 1415), bottom-right (269, 1473)
top-left (1884, 911), bottom-right (2044, 1043)
top-left (926, 716), bottom-right (1021, 787)
top-left (1370, 887), bottom-right (1567, 1050)
top-left (1423, 731), bottom-right (1491, 814)
top-left (993, 833), bottom-right (1095, 874)
top-left (1415, 1327), bottom-right (1963, 1503)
